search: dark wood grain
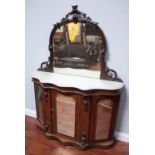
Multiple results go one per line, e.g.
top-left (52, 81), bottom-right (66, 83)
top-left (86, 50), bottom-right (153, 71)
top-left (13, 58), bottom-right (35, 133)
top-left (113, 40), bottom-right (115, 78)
top-left (25, 115), bottom-right (129, 155)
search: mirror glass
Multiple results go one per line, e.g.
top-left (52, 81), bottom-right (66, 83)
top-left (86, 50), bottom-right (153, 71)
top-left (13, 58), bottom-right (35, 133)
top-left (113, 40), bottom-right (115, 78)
top-left (53, 22), bottom-right (104, 78)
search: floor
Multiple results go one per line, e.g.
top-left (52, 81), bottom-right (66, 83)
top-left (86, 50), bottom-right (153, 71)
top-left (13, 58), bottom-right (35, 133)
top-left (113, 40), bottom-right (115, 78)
top-left (25, 116), bottom-right (129, 155)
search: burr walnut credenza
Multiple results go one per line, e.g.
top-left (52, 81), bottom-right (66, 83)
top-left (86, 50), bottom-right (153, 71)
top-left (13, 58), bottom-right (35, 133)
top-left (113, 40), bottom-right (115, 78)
top-left (32, 5), bottom-right (124, 150)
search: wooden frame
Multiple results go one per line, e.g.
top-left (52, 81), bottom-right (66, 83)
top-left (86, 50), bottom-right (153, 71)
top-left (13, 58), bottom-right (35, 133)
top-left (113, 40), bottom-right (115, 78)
top-left (38, 5), bottom-right (121, 81)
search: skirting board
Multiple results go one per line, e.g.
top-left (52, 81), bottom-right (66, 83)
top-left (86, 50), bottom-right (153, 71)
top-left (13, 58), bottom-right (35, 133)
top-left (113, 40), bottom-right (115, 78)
top-left (25, 108), bottom-right (37, 118)
top-left (25, 108), bottom-right (129, 143)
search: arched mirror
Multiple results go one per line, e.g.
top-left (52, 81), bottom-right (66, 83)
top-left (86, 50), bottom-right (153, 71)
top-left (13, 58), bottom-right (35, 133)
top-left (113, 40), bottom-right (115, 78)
top-left (39, 5), bottom-right (119, 81)
top-left (48, 5), bottom-right (107, 79)
top-left (52, 22), bottom-right (105, 78)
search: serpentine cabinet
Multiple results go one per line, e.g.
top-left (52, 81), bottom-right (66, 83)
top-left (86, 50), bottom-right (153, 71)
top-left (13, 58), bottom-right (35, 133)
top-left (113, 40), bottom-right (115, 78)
top-left (32, 6), bottom-right (124, 150)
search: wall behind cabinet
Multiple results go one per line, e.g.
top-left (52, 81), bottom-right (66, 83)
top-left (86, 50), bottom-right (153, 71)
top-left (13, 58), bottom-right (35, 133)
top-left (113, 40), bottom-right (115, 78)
top-left (25, 0), bottom-right (129, 140)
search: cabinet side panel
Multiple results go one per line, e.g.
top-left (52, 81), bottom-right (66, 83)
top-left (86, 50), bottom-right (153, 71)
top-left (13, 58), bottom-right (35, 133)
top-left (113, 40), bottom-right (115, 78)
top-left (34, 83), bottom-right (44, 124)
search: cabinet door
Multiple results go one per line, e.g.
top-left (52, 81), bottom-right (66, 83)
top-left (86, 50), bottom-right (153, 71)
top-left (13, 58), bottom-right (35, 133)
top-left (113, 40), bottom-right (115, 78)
top-left (51, 91), bottom-right (79, 139)
top-left (34, 83), bottom-right (45, 125)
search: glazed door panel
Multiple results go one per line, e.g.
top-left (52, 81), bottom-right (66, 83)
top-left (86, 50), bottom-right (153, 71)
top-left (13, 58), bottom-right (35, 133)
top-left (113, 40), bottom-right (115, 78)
top-left (51, 91), bottom-right (80, 139)
top-left (56, 94), bottom-right (76, 137)
top-left (34, 83), bottom-right (45, 125)
top-left (95, 99), bottom-right (113, 140)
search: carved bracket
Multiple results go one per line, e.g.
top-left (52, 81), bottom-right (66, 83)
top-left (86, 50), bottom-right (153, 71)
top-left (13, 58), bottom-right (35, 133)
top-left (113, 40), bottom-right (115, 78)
top-left (38, 59), bottom-right (53, 71)
top-left (44, 123), bottom-right (49, 132)
top-left (44, 89), bottom-right (49, 102)
top-left (84, 96), bottom-right (89, 112)
top-left (79, 132), bottom-right (89, 149)
top-left (103, 66), bottom-right (122, 82)
top-left (106, 68), bottom-right (117, 80)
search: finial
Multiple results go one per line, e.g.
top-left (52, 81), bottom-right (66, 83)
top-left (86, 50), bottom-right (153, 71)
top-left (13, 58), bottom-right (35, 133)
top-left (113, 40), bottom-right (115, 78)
top-left (72, 5), bottom-right (78, 10)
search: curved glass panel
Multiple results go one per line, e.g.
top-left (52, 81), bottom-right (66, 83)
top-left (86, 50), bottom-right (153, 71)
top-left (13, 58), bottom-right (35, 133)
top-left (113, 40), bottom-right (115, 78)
top-left (95, 99), bottom-right (113, 140)
top-left (35, 84), bottom-right (44, 124)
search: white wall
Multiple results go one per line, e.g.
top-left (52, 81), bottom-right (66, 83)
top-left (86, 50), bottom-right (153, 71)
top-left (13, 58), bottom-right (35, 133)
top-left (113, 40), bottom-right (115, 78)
top-left (26, 0), bottom-right (129, 138)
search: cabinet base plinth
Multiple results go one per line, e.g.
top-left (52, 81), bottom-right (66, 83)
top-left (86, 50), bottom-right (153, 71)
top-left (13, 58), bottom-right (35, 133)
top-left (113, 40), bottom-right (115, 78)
top-left (45, 132), bottom-right (115, 150)
top-left (45, 133), bottom-right (90, 150)
top-left (36, 120), bottom-right (115, 150)
top-left (92, 140), bottom-right (115, 149)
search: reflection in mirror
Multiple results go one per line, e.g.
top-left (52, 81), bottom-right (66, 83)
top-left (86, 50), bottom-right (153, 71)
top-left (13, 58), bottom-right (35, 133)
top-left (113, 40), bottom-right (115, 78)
top-left (68, 23), bottom-right (81, 43)
top-left (53, 22), bottom-right (104, 78)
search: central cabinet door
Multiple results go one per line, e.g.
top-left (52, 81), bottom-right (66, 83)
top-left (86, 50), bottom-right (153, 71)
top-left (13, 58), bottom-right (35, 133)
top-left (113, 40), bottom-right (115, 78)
top-left (51, 91), bottom-right (80, 139)
top-left (56, 93), bottom-right (76, 137)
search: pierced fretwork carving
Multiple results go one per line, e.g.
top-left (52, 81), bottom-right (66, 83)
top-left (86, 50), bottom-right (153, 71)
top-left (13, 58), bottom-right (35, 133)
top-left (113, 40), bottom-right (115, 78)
top-left (61, 5), bottom-right (97, 25)
top-left (38, 57), bottom-right (53, 72)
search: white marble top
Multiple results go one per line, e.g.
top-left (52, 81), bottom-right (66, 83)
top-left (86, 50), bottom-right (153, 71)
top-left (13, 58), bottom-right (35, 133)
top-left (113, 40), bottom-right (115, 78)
top-left (32, 71), bottom-right (124, 91)
top-left (54, 67), bottom-right (100, 79)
